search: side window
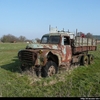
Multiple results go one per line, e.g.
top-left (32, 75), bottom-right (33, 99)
top-left (64, 36), bottom-right (70, 45)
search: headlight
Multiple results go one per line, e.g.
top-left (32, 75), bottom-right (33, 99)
top-left (38, 50), bottom-right (43, 54)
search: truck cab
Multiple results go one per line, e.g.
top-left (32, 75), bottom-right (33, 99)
top-left (40, 32), bottom-right (72, 63)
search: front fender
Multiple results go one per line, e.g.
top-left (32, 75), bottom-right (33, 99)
top-left (35, 50), bottom-right (62, 67)
top-left (49, 51), bottom-right (61, 66)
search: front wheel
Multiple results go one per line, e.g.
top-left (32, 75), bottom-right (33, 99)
top-left (41, 61), bottom-right (58, 77)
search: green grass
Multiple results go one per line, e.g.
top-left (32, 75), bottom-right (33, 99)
top-left (0, 42), bottom-right (100, 97)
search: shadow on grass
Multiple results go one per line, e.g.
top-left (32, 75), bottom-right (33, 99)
top-left (0, 56), bottom-right (21, 73)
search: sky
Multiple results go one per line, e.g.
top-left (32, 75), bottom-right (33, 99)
top-left (0, 0), bottom-right (100, 40)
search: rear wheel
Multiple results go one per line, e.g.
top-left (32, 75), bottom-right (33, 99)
top-left (82, 55), bottom-right (89, 66)
top-left (88, 54), bottom-right (94, 64)
top-left (41, 61), bottom-right (58, 77)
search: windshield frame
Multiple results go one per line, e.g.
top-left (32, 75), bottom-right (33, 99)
top-left (40, 35), bottom-right (60, 44)
top-left (40, 35), bottom-right (49, 44)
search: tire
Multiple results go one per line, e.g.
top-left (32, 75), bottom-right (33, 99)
top-left (82, 55), bottom-right (89, 66)
top-left (88, 54), bottom-right (94, 64)
top-left (41, 61), bottom-right (58, 77)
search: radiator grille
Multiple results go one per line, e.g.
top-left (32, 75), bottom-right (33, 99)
top-left (20, 50), bottom-right (37, 64)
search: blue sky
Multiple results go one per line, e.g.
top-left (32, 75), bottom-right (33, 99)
top-left (0, 0), bottom-right (100, 40)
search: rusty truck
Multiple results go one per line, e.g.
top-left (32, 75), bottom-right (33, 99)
top-left (18, 26), bottom-right (97, 77)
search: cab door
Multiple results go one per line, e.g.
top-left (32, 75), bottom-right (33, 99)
top-left (61, 36), bottom-right (72, 63)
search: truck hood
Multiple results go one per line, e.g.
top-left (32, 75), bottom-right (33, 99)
top-left (26, 43), bottom-right (60, 50)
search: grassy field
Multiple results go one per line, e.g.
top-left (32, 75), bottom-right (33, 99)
top-left (0, 42), bottom-right (100, 97)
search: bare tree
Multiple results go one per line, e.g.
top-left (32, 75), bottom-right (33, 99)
top-left (35, 38), bottom-right (41, 43)
top-left (18, 36), bottom-right (26, 42)
top-left (1, 34), bottom-right (18, 43)
top-left (85, 33), bottom-right (93, 38)
top-left (77, 32), bottom-right (85, 37)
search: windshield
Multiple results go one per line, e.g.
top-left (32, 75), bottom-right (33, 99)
top-left (41, 36), bottom-right (60, 44)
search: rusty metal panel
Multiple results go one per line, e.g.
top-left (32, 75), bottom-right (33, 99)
top-left (73, 46), bottom-right (97, 54)
top-left (61, 45), bottom-right (72, 63)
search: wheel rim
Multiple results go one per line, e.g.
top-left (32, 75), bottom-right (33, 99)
top-left (84, 56), bottom-right (88, 65)
top-left (48, 65), bottom-right (56, 76)
top-left (90, 55), bottom-right (93, 64)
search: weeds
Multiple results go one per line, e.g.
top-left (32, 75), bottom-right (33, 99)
top-left (0, 43), bottom-right (100, 97)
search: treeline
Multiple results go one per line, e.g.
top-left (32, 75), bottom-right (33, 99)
top-left (0, 34), bottom-right (28, 43)
top-left (77, 32), bottom-right (93, 38)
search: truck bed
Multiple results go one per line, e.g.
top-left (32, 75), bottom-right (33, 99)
top-left (72, 36), bottom-right (97, 54)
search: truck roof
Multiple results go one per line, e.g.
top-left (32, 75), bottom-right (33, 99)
top-left (42, 32), bottom-right (75, 39)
